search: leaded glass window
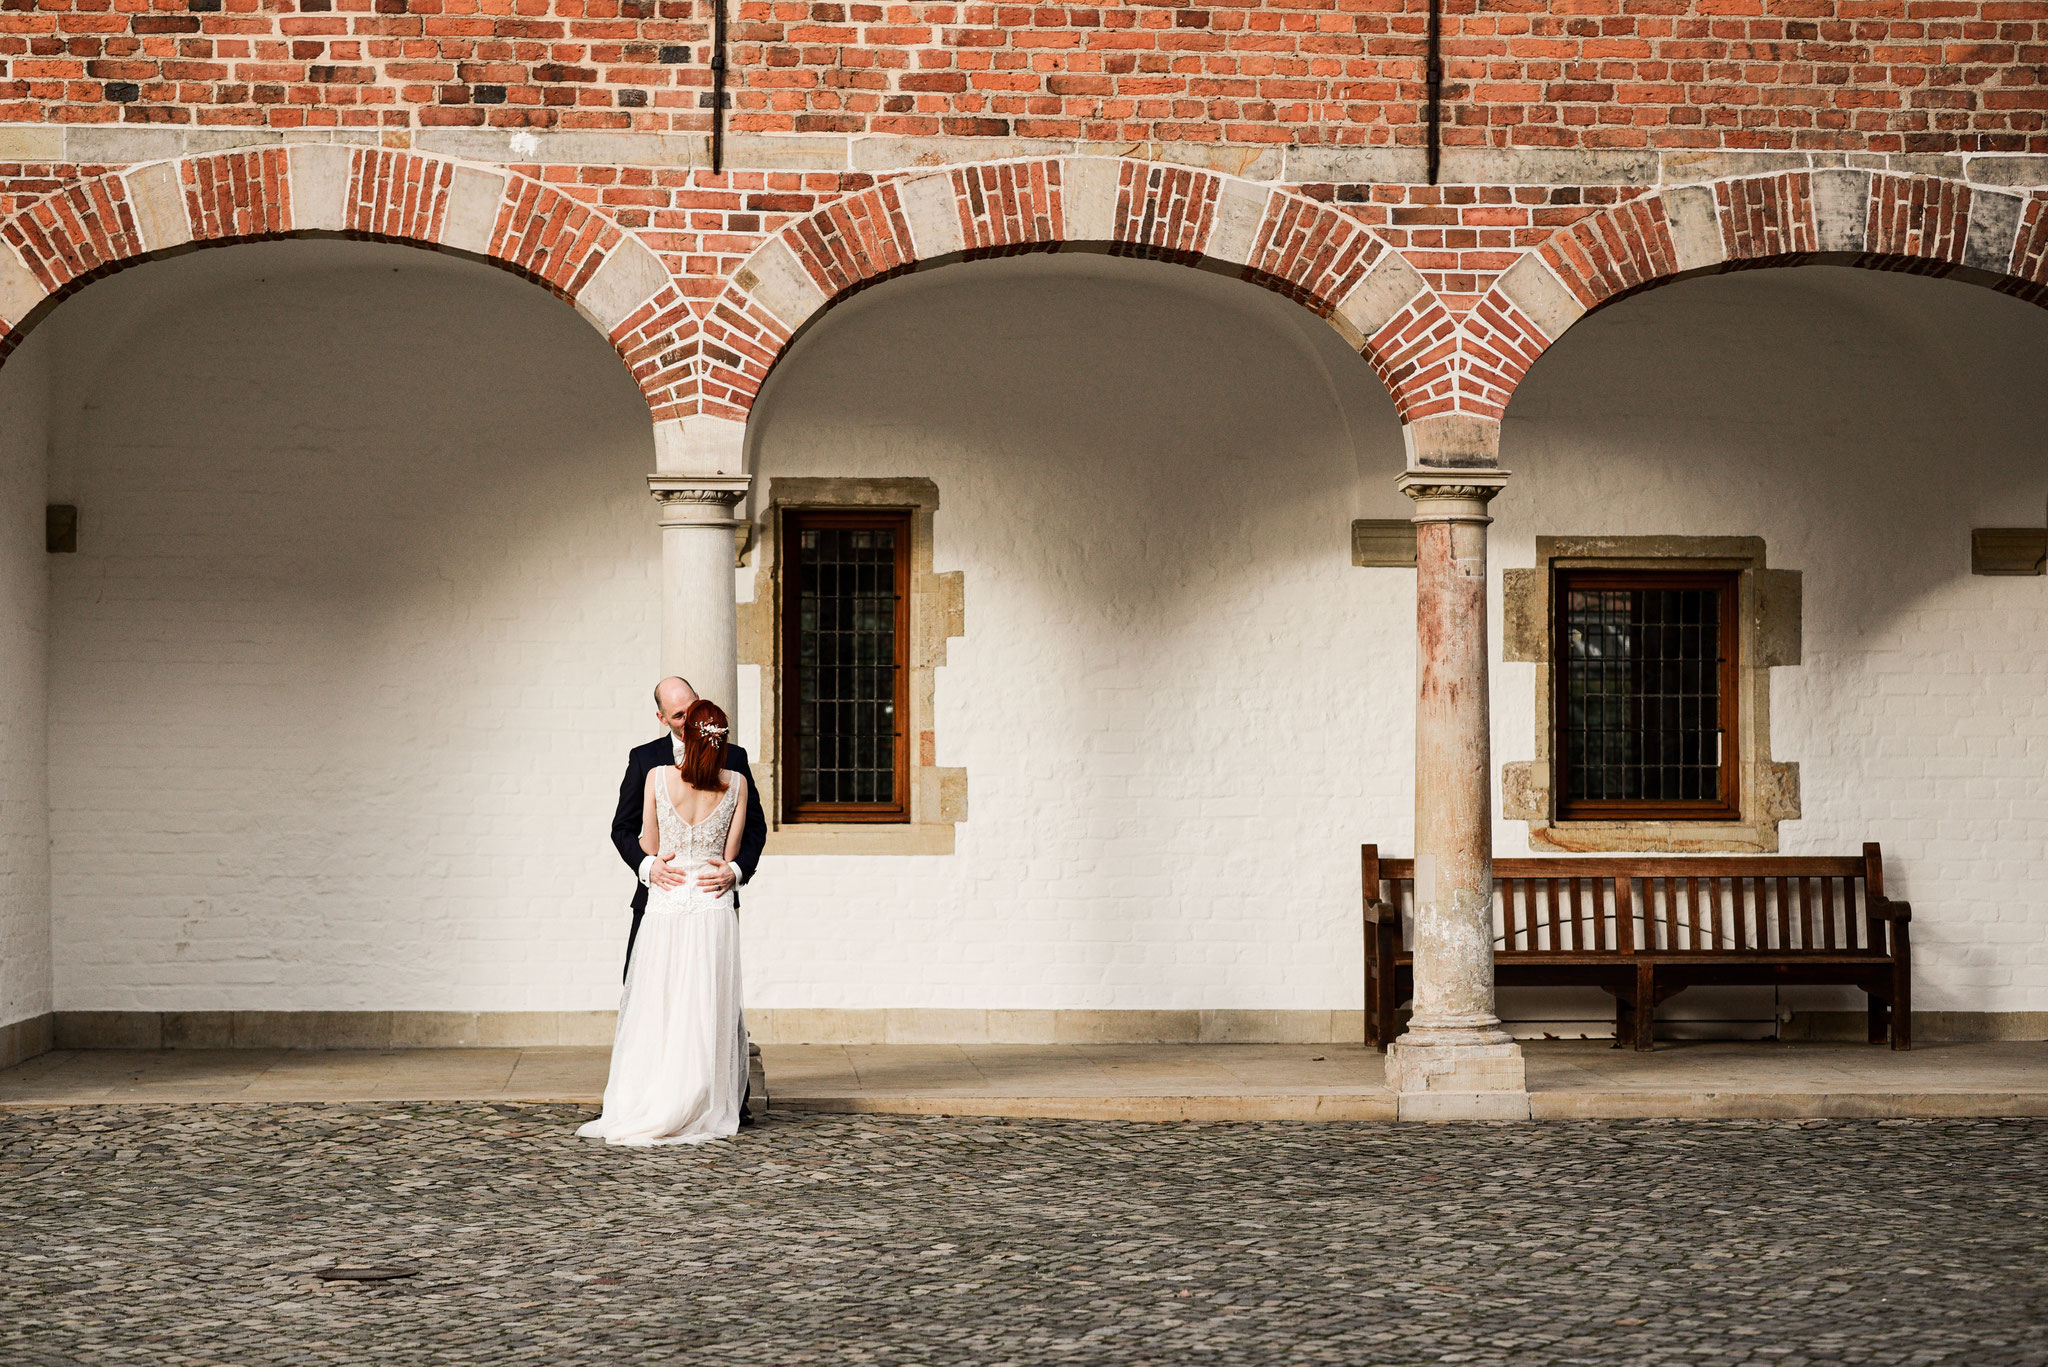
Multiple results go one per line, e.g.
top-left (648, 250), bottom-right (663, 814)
top-left (781, 510), bottom-right (911, 822)
top-left (1554, 570), bottom-right (1739, 819)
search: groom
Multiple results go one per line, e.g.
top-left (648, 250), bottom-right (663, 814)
top-left (610, 676), bottom-right (769, 979)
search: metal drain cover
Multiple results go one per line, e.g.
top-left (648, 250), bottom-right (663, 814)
top-left (316, 1267), bottom-right (418, 1282)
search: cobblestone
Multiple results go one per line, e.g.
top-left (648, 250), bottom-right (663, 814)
top-left (2, 1107), bottom-right (2044, 1365)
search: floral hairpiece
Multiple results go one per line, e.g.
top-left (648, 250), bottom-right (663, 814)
top-left (696, 720), bottom-right (727, 741)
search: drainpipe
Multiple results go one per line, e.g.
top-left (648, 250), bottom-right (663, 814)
top-left (1426, 0), bottom-right (1443, 186)
top-left (711, 0), bottom-right (728, 175)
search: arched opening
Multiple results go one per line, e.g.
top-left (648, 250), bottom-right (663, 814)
top-left (1494, 264), bottom-right (2048, 1040)
top-left (733, 252), bottom-right (1412, 1036)
top-left (0, 238), bottom-right (663, 1032)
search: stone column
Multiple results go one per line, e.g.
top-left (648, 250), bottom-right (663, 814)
top-left (1386, 441), bottom-right (1528, 1120)
top-left (648, 474), bottom-right (748, 720)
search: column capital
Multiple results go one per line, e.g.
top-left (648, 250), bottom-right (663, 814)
top-left (648, 474), bottom-right (750, 527)
top-left (1397, 469), bottom-right (1510, 523)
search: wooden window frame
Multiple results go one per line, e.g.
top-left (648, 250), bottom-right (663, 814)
top-left (1551, 568), bottom-right (1741, 822)
top-left (779, 507), bottom-right (914, 825)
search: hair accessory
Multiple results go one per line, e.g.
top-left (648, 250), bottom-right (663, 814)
top-left (696, 721), bottom-right (727, 740)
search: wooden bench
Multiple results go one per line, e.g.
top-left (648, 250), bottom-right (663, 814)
top-left (1361, 844), bottom-right (1913, 1051)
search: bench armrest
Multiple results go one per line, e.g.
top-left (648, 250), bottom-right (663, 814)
top-left (1362, 899), bottom-right (1401, 926)
top-left (1870, 898), bottom-right (1912, 923)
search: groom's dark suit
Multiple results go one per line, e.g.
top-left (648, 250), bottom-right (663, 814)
top-left (610, 735), bottom-right (768, 977)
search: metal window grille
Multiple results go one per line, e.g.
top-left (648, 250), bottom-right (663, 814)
top-left (1556, 571), bottom-right (1738, 818)
top-left (784, 511), bottom-right (910, 820)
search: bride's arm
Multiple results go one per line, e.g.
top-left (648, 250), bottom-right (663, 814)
top-left (721, 775), bottom-right (749, 866)
top-left (639, 770), bottom-right (661, 858)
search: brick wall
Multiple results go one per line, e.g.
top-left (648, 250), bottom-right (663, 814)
top-left (0, 1), bottom-right (2040, 153)
top-left (0, 338), bottom-right (48, 1031)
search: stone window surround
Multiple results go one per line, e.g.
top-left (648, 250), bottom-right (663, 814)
top-left (737, 477), bottom-right (966, 855)
top-left (1501, 536), bottom-right (1802, 854)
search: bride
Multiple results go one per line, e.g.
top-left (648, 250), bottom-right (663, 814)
top-left (578, 699), bottom-right (750, 1146)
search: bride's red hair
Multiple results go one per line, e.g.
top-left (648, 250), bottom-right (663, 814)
top-left (676, 699), bottom-right (731, 791)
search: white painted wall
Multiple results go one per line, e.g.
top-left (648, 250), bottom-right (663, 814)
top-left (742, 255), bottom-right (1413, 1013)
top-left (0, 338), bottom-right (50, 1030)
top-left (30, 243), bottom-right (2048, 1025)
top-left (44, 240), bottom-right (661, 1010)
top-left (1500, 265), bottom-right (2048, 1016)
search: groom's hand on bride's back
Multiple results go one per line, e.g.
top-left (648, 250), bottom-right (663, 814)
top-left (648, 856), bottom-right (736, 893)
top-left (699, 859), bottom-right (737, 894)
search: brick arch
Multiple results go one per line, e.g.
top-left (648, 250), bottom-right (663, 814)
top-left (1463, 170), bottom-right (2048, 421)
top-left (673, 156), bottom-right (1450, 425)
top-left (0, 145), bottom-right (691, 421)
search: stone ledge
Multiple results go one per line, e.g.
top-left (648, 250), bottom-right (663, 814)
top-left (750, 1008), bottom-right (1368, 1045)
top-left (761, 824), bottom-right (958, 856)
top-left (777, 1094), bottom-right (1399, 1123)
top-left (9, 1042), bottom-right (2048, 1123)
top-left (33, 1011), bottom-right (2047, 1053)
top-left (52, 1010), bottom-right (618, 1050)
top-left (44, 1009), bottom-right (1373, 1049)
top-left (1529, 1091), bottom-right (2048, 1120)
top-left (1396, 1090), bottom-right (1534, 1122)
top-left (1786, 1011), bottom-right (2048, 1043)
top-left (3, 126), bottom-right (2042, 191)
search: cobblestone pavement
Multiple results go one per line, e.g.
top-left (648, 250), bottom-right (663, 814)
top-left (2, 1108), bottom-right (2044, 1366)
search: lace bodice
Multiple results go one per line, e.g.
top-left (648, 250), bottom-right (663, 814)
top-left (654, 770), bottom-right (741, 866)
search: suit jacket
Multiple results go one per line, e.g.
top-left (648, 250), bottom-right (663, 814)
top-left (612, 737), bottom-right (768, 970)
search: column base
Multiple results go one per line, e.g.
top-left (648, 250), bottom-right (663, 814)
top-left (1385, 1035), bottom-right (1531, 1122)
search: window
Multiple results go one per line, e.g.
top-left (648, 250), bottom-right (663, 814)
top-left (1503, 538), bottom-right (1799, 853)
top-left (780, 509), bottom-right (912, 823)
top-left (740, 478), bottom-right (966, 854)
top-left (1553, 570), bottom-right (1739, 820)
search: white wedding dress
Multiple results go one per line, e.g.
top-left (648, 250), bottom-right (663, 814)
top-left (577, 771), bottom-right (747, 1146)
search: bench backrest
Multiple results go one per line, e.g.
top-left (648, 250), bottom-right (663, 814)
top-left (1362, 845), bottom-right (1892, 956)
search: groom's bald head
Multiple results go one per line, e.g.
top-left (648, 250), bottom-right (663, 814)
top-left (654, 676), bottom-right (697, 711)
top-left (654, 677), bottom-right (698, 736)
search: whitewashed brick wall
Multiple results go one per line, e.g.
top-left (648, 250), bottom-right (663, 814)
top-left (43, 241), bottom-right (663, 1011)
top-left (18, 243), bottom-right (2048, 1020)
top-left (0, 342), bottom-right (49, 1030)
top-left (1498, 263), bottom-right (2048, 1014)
top-left (738, 256), bottom-right (1408, 1014)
